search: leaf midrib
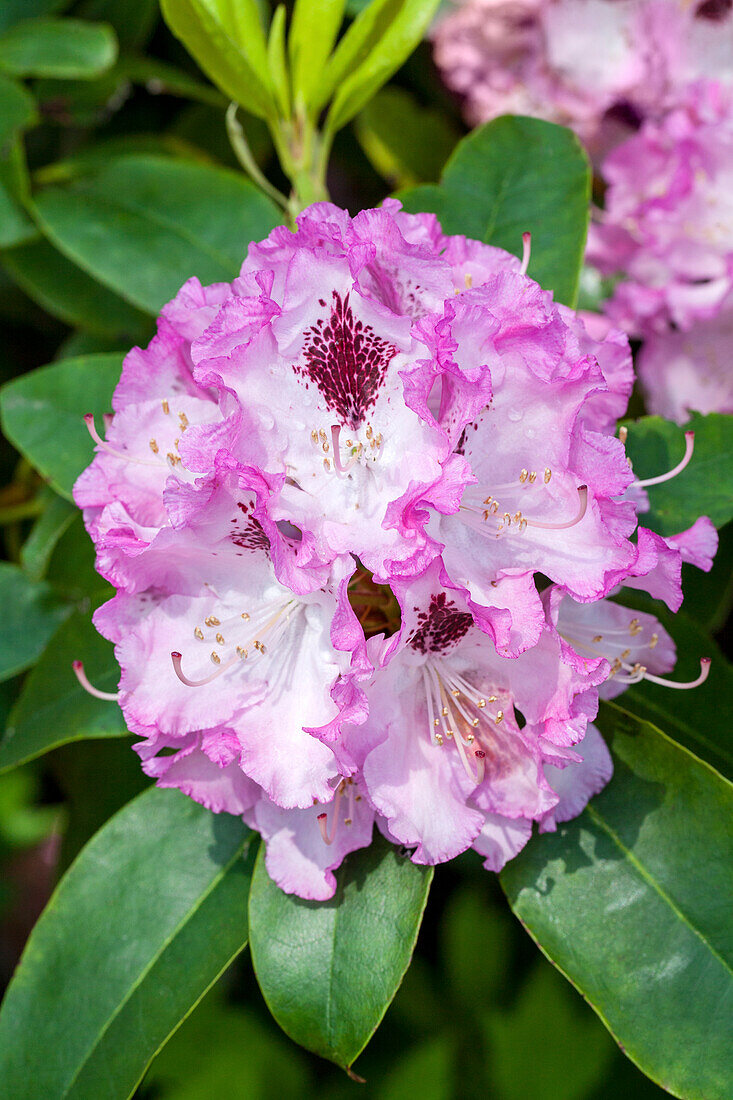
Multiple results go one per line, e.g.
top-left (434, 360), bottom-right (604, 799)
top-left (62, 840), bottom-right (246, 1097)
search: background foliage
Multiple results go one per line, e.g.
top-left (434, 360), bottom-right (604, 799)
top-left (0, 3), bottom-right (731, 1098)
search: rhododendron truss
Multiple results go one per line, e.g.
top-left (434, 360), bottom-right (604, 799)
top-left (73, 202), bottom-right (715, 901)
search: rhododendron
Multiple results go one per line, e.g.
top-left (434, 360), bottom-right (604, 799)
top-left (433, 0), bottom-right (733, 155)
top-left (73, 201), bottom-right (714, 900)
top-left (588, 80), bottom-right (733, 336)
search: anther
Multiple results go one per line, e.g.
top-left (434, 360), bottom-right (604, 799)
top-left (495, 710), bottom-right (504, 723)
top-left (194, 627), bottom-right (204, 640)
top-left (464, 272), bottom-right (473, 289)
top-left (162, 399), bottom-right (170, 415)
top-left (650, 633), bottom-right (659, 648)
top-left (72, 660), bottom-right (119, 701)
top-left (529, 471), bottom-right (537, 483)
top-left (311, 429), bottom-right (319, 443)
top-left (618, 425), bottom-right (627, 444)
top-left (216, 633), bottom-right (225, 644)
top-left (241, 612), bottom-right (250, 621)
top-left (593, 634), bottom-right (602, 643)
top-left (205, 616), bottom-right (220, 626)
top-left (211, 652), bottom-right (220, 664)
top-left (149, 439), bottom-right (159, 454)
top-left (236, 646), bottom-right (248, 659)
top-left (544, 467), bottom-right (552, 483)
top-left (519, 469), bottom-right (528, 483)
top-left (179, 412), bottom-right (189, 431)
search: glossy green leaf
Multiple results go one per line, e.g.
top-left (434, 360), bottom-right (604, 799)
top-left (249, 833), bottom-right (433, 1069)
top-left (0, 787), bottom-right (255, 1100)
top-left (325, 0), bottom-right (440, 133)
top-left (289, 0), bottom-right (346, 109)
top-left (356, 86), bottom-right (458, 187)
top-left (378, 1037), bottom-right (452, 1100)
top-left (3, 237), bottom-right (151, 337)
top-left (0, 562), bottom-right (70, 683)
top-left (398, 116), bottom-right (591, 307)
top-left (623, 413), bottom-right (733, 535)
top-left (0, 611), bottom-right (125, 774)
top-left (501, 702), bottom-right (733, 1100)
top-left (160, 0), bottom-right (273, 119)
top-left (616, 597), bottom-right (733, 781)
top-left (32, 155), bottom-right (281, 313)
top-left (0, 72), bottom-right (37, 147)
top-left (0, 352), bottom-right (122, 499)
top-left (0, 17), bottom-right (118, 80)
top-left (20, 488), bottom-right (77, 581)
top-left (0, 181), bottom-right (36, 248)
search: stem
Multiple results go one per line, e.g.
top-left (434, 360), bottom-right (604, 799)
top-left (0, 498), bottom-right (44, 524)
top-left (226, 103), bottom-right (288, 210)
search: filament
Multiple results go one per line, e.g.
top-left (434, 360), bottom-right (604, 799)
top-left (634, 432), bottom-right (694, 488)
top-left (72, 660), bottom-right (119, 701)
top-left (520, 231), bottom-right (532, 276)
top-left (526, 486), bottom-right (588, 530)
top-left (171, 650), bottom-right (238, 687)
top-left (84, 414), bottom-right (162, 468)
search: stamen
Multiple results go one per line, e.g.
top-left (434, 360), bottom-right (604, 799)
top-left (520, 231), bottom-right (532, 276)
top-left (316, 785), bottom-right (344, 845)
top-left (330, 424), bottom-right (359, 474)
top-left (171, 650), bottom-right (237, 687)
top-left (72, 660), bottom-right (119, 701)
top-left (526, 486), bottom-right (588, 531)
top-left (84, 414), bottom-right (161, 468)
top-left (642, 658), bottom-right (711, 690)
top-left (634, 432), bottom-right (694, 488)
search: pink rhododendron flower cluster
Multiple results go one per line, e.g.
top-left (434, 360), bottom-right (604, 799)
top-left (433, 0), bottom-right (733, 156)
top-left (74, 202), bottom-right (714, 899)
top-left (587, 80), bottom-right (733, 418)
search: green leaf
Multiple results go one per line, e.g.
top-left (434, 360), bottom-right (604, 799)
top-left (32, 154), bottom-right (281, 313)
top-left (0, 17), bottom-right (118, 80)
top-left (616, 597), bottom-right (733, 781)
top-left (289, 0), bottom-right (346, 110)
top-left (0, 787), bottom-right (255, 1100)
top-left (398, 116), bottom-right (591, 307)
top-left (0, 72), bottom-right (37, 147)
top-left (0, 562), bottom-right (70, 683)
top-left (160, 0), bottom-right (273, 119)
top-left (482, 961), bottom-right (615, 1100)
top-left (249, 833), bottom-right (433, 1069)
top-left (0, 180), bottom-right (37, 247)
top-left (0, 1), bottom-right (70, 34)
top-left (317, 0), bottom-right (407, 110)
top-left (623, 413), bottom-right (733, 535)
top-left (74, 0), bottom-right (158, 51)
top-left (20, 488), bottom-right (77, 581)
top-left (441, 887), bottom-right (513, 1008)
top-left (325, 0), bottom-right (441, 133)
top-left (501, 702), bottom-right (733, 1100)
top-left (266, 5), bottom-right (289, 118)
top-left (0, 352), bottom-right (123, 499)
top-left (3, 237), bottom-right (151, 337)
top-left (378, 1037), bottom-right (453, 1100)
top-left (0, 611), bottom-right (125, 774)
top-left (356, 86), bottom-right (458, 187)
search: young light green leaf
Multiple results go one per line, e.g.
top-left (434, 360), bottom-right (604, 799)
top-left (0, 17), bottom-right (118, 80)
top-left (501, 702), bottom-right (733, 1100)
top-left (32, 155), bottom-right (281, 313)
top-left (0, 611), bottom-right (125, 774)
top-left (249, 833), bottom-right (433, 1069)
top-left (0, 787), bottom-right (255, 1100)
top-left (398, 116), bottom-right (591, 307)
top-left (289, 0), bottom-right (346, 110)
top-left (0, 562), bottom-right (70, 683)
top-left (623, 412), bottom-right (733, 535)
top-left (325, 0), bottom-right (440, 133)
top-left (160, 0), bottom-right (273, 119)
top-left (3, 237), bottom-right (151, 338)
top-left (267, 5), bottom-right (290, 118)
top-left (0, 352), bottom-right (122, 499)
top-left (316, 0), bottom-right (404, 111)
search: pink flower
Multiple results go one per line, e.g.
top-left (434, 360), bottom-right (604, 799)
top-left (433, 0), bottom-right (733, 156)
top-left (589, 80), bottom-right (733, 335)
top-left (72, 200), bottom-right (715, 899)
top-left (637, 302), bottom-right (733, 421)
